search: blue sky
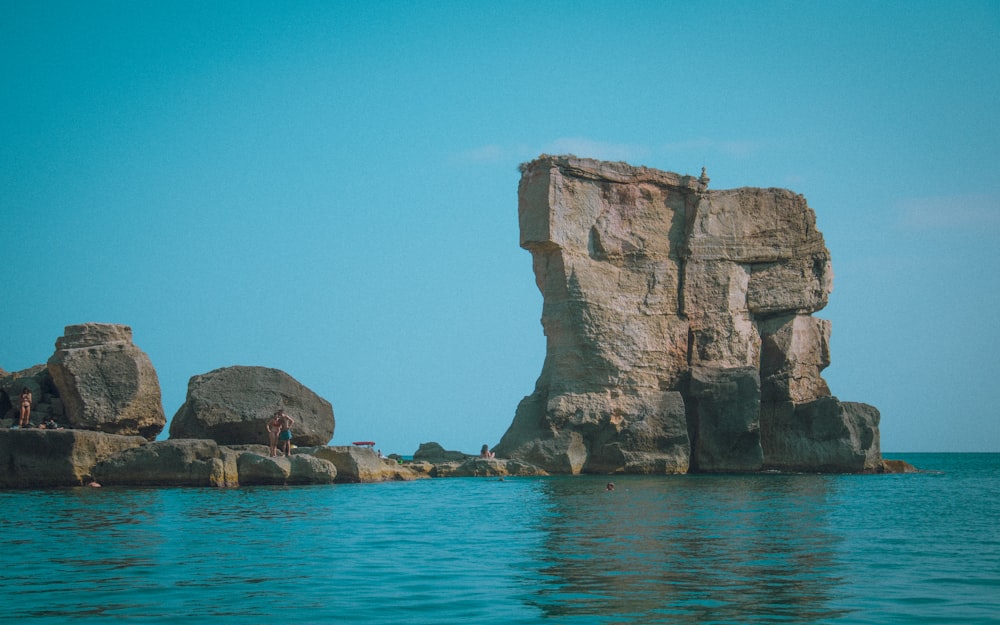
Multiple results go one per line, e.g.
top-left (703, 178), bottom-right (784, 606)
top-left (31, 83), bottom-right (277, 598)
top-left (3, 1), bottom-right (998, 454)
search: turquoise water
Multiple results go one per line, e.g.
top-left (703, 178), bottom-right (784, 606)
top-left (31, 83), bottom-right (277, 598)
top-left (1, 453), bottom-right (997, 624)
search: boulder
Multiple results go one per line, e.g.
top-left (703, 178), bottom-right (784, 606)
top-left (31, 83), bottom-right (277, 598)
top-left (495, 156), bottom-right (881, 473)
top-left (286, 454), bottom-right (339, 485)
top-left (870, 458), bottom-right (918, 474)
top-left (0, 428), bottom-right (146, 488)
top-left (412, 441), bottom-right (471, 464)
top-left (93, 439), bottom-right (239, 487)
top-left (47, 323), bottom-right (165, 439)
top-left (235, 452), bottom-right (291, 485)
top-left (168, 366), bottom-right (334, 447)
top-left (761, 398), bottom-right (881, 473)
top-left (304, 446), bottom-right (423, 482)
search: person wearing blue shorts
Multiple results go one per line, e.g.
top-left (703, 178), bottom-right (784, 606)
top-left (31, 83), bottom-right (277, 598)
top-left (277, 410), bottom-right (295, 458)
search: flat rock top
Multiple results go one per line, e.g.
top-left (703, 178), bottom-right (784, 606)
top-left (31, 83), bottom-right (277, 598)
top-left (523, 155), bottom-right (700, 189)
top-left (56, 323), bottom-right (134, 349)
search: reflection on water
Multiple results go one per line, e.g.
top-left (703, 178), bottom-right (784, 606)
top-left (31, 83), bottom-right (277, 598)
top-left (2, 455), bottom-right (997, 624)
top-left (531, 474), bottom-right (848, 624)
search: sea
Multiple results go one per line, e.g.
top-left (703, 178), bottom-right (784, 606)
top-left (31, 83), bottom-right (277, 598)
top-left (1, 453), bottom-right (997, 624)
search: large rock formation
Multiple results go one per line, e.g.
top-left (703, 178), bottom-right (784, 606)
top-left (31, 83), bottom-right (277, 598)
top-left (47, 323), bottom-right (165, 439)
top-left (168, 366), bottom-right (335, 447)
top-left (494, 156), bottom-right (881, 474)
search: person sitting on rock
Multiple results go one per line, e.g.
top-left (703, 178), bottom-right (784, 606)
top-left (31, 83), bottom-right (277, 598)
top-left (267, 411), bottom-right (283, 457)
top-left (480, 444), bottom-right (495, 459)
top-left (277, 411), bottom-right (295, 458)
top-left (19, 388), bottom-right (32, 428)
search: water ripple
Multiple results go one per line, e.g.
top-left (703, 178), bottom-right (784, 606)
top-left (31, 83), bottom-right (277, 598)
top-left (0, 454), bottom-right (998, 624)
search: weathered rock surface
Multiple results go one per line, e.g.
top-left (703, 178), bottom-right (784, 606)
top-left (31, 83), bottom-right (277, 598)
top-left (168, 366), bottom-right (334, 447)
top-left (93, 439), bottom-right (240, 487)
top-left (1, 365), bottom-right (65, 426)
top-left (413, 441), bottom-right (471, 464)
top-left (46, 323), bottom-right (165, 439)
top-left (303, 446), bottom-right (423, 483)
top-left (235, 450), bottom-right (340, 486)
top-left (431, 457), bottom-right (549, 478)
top-left (0, 429), bottom-right (146, 487)
top-left (495, 156), bottom-right (881, 474)
top-left (92, 440), bottom-right (341, 486)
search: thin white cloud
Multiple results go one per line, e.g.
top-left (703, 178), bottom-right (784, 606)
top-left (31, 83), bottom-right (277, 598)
top-left (895, 193), bottom-right (1000, 232)
top-left (453, 144), bottom-right (511, 164)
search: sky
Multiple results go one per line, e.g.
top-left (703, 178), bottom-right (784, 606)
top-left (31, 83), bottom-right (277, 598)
top-left (2, 1), bottom-right (998, 454)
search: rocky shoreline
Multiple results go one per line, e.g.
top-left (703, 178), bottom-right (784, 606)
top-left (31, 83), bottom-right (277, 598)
top-left (0, 322), bottom-right (555, 489)
top-left (0, 427), bottom-right (911, 489)
top-left (3, 158), bottom-right (918, 488)
top-left (0, 430), bottom-right (553, 488)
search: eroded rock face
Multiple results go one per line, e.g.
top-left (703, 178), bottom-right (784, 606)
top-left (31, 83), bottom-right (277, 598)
top-left (0, 429), bottom-right (146, 488)
top-left (168, 366), bottom-right (334, 447)
top-left (495, 156), bottom-right (881, 474)
top-left (47, 323), bottom-right (165, 439)
top-left (93, 439), bottom-right (239, 487)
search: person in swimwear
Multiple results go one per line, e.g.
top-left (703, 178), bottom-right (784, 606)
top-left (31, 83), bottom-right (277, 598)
top-left (19, 388), bottom-right (32, 428)
top-left (266, 411), bottom-right (283, 457)
top-left (276, 410), bottom-right (295, 458)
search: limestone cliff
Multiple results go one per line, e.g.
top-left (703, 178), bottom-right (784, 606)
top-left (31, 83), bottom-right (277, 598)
top-left (494, 156), bottom-right (880, 474)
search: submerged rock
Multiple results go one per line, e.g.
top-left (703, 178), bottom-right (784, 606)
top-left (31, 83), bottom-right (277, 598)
top-left (495, 156), bottom-right (881, 474)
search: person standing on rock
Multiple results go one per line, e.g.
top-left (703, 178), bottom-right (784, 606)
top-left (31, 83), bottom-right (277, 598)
top-left (266, 411), bottom-right (283, 457)
top-left (19, 388), bottom-right (32, 428)
top-left (277, 410), bottom-right (295, 458)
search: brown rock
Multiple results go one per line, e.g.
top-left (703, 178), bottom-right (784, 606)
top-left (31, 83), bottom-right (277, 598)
top-left (413, 441), bottom-right (471, 463)
top-left (168, 366), bottom-right (334, 447)
top-left (92, 439), bottom-right (238, 487)
top-left (440, 457), bottom-right (549, 477)
top-left (496, 156), bottom-right (881, 474)
top-left (1, 365), bottom-right (65, 426)
top-left (761, 398), bottom-right (881, 473)
top-left (305, 446), bottom-right (423, 482)
top-left (688, 366), bottom-right (764, 472)
top-left (0, 428), bottom-right (146, 488)
top-left (47, 323), bottom-right (165, 439)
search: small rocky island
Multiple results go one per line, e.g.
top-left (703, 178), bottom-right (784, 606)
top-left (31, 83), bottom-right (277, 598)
top-left (2, 157), bottom-right (911, 488)
top-left (495, 156), bottom-right (900, 474)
